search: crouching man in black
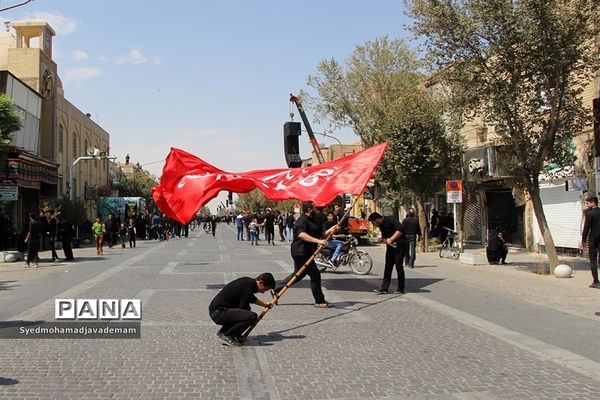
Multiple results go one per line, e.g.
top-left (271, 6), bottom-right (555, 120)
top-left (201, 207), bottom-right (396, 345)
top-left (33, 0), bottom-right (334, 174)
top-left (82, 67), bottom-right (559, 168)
top-left (209, 273), bottom-right (276, 347)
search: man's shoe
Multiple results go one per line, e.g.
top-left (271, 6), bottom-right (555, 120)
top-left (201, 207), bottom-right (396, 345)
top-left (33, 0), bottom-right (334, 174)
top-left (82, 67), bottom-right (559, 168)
top-left (394, 290), bottom-right (405, 295)
top-left (217, 332), bottom-right (241, 347)
top-left (589, 283), bottom-right (600, 288)
top-left (500, 261), bottom-right (508, 265)
top-left (314, 302), bottom-right (333, 308)
top-left (373, 289), bottom-right (388, 295)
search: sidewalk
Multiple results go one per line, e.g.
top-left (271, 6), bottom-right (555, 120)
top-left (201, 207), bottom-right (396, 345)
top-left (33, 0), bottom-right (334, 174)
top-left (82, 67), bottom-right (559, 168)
top-left (386, 245), bottom-right (600, 321)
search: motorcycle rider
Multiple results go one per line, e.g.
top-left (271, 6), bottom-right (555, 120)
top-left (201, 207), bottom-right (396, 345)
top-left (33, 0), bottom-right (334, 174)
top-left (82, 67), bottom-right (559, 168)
top-left (322, 211), bottom-right (344, 265)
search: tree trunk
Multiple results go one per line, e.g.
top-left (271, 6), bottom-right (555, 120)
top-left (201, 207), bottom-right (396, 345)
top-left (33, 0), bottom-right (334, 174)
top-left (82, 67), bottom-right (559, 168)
top-left (415, 190), bottom-right (428, 252)
top-left (529, 184), bottom-right (560, 270)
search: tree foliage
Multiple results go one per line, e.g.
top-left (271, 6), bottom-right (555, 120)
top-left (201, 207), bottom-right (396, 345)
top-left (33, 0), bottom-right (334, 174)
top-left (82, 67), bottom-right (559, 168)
top-left (407, 0), bottom-right (600, 266)
top-left (55, 196), bottom-right (87, 227)
top-left (115, 171), bottom-right (158, 212)
top-left (0, 94), bottom-right (22, 154)
top-left (305, 36), bottom-right (462, 222)
top-left (235, 189), bottom-right (296, 213)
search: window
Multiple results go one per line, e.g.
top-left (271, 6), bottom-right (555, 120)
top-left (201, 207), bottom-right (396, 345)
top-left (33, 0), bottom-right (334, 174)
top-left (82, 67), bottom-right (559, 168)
top-left (58, 125), bottom-right (63, 153)
top-left (72, 133), bottom-right (77, 158)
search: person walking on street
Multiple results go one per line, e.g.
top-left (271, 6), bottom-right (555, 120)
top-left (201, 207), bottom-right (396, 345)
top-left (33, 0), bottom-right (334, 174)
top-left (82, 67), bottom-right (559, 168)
top-left (275, 210), bottom-right (286, 241)
top-left (263, 208), bottom-right (276, 245)
top-left (582, 196), bottom-right (600, 288)
top-left (210, 215), bottom-right (218, 237)
top-left (368, 212), bottom-right (407, 295)
top-left (209, 272), bottom-right (276, 346)
top-left (235, 212), bottom-right (244, 241)
top-left (402, 208), bottom-right (421, 268)
top-left (127, 218), bottom-right (137, 248)
top-left (286, 212), bottom-right (295, 242)
top-left (92, 216), bottom-right (105, 256)
top-left (46, 209), bottom-right (61, 263)
top-left (24, 213), bottom-right (41, 268)
top-left (274, 201), bottom-right (337, 308)
top-left (59, 216), bottom-right (75, 261)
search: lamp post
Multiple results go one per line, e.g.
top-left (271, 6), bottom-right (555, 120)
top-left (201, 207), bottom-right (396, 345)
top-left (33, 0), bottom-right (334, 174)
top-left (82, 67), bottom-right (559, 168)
top-left (69, 148), bottom-right (117, 200)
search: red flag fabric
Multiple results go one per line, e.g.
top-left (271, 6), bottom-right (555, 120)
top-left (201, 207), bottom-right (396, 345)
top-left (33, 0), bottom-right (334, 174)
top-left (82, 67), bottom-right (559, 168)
top-left (152, 142), bottom-right (387, 224)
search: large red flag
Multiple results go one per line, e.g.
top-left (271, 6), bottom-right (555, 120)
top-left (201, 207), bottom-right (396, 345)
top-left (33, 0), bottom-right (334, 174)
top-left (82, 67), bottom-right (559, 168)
top-left (152, 142), bottom-right (387, 224)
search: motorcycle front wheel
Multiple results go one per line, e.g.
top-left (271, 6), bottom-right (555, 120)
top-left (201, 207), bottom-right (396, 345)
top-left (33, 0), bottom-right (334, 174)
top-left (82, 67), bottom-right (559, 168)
top-left (315, 253), bottom-right (329, 272)
top-left (349, 250), bottom-right (373, 275)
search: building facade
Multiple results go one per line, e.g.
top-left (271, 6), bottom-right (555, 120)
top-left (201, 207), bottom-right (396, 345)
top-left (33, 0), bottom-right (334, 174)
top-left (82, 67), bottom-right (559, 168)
top-left (0, 18), bottom-right (112, 230)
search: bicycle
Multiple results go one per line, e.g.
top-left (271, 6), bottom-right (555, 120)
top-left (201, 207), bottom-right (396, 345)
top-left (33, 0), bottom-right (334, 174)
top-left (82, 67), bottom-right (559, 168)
top-left (438, 227), bottom-right (460, 260)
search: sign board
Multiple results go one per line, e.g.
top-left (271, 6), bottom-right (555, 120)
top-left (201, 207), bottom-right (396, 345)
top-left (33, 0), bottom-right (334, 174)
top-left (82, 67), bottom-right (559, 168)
top-left (446, 180), bottom-right (463, 204)
top-left (565, 179), bottom-right (587, 191)
top-left (0, 186), bottom-right (18, 201)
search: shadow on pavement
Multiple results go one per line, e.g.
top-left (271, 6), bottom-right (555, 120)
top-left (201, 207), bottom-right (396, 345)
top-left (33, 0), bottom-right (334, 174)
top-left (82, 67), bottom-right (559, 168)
top-left (251, 332), bottom-right (306, 346)
top-left (0, 377), bottom-right (19, 386)
top-left (0, 280), bottom-right (19, 291)
top-left (0, 320), bottom-right (45, 329)
top-left (264, 296), bottom-right (401, 338)
top-left (319, 277), bottom-right (442, 294)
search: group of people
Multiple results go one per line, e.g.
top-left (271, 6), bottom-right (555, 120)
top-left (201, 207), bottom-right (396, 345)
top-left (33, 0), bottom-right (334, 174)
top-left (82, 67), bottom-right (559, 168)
top-left (24, 209), bottom-right (75, 268)
top-left (91, 214), bottom-right (139, 256)
top-left (210, 201), bottom-right (416, 347)
top-left (235, 209), bottom-right (294, 245)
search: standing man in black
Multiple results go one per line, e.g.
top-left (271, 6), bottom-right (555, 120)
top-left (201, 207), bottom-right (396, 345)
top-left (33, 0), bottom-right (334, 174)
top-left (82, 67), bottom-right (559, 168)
top-left (368, 212), bottom-right (407, 294)
top-left (275, 201), bottom-right (337, 308)
top-left (402, 208), bottom-right (421, 269)
top-left (263, 208), bottom-right (276, 245)
top-left (58, 215), bottom-right (75, 261)
top-left (46, 209), bottom-right (61, 263)
top-left (209, 273), bottom-right (276, 346)
top-left (24, 213), bottom-right (41, 268)
top-left (582, 196), bottom-right (600, 288)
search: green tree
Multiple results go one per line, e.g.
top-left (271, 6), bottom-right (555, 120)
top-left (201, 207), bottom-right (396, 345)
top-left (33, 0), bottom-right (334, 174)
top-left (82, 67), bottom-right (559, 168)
top-left (407, 0), bottom-right (600, 267)
top-left (306, 36), bottom-right (462, 245)
top-left (115, 171), bottom-right (158, 212)
top-left (0, 94), bottom-right (22, 155)
top-left (55, 196), bottom-right (87, 228)
top-left (235, 189), bottom-right (296, 213)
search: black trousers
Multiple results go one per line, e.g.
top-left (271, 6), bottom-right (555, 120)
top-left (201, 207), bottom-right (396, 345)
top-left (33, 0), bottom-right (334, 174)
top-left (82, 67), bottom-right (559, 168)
top-left (588, 241), bottom-right (600, 284)
top-left (210, 308), bottom-right (257, 338)
top-left (265, 225), bottom-right (275, 243)
top-left (48, 237), bottom-right (60, 260)
top-left (276, 256), bottom-right (326, 304)
top-left (62, 239), bottom-right (73, 261)
top-left (380, 244), bottom-right (407, 292)
top-left (404, 234), bottom-right (417, 267)
top-left (26, 240), bottom-right (40, 264)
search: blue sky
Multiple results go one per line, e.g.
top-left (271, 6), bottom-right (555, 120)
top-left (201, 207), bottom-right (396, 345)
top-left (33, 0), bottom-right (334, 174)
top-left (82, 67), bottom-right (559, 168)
top-left (1, 0), bottom-right (412, 209)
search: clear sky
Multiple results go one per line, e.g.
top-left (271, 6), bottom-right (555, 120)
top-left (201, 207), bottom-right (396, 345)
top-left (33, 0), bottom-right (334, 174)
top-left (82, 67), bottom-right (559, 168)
top-left (1, 0), bottom-right (413, 210)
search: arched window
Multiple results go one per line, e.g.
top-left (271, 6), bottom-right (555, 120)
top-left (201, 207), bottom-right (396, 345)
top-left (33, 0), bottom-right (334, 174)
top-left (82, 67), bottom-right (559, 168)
top-left (72, 133), bottom-right (77, 158)
top-left (58, 125), bottom-right (63, 153)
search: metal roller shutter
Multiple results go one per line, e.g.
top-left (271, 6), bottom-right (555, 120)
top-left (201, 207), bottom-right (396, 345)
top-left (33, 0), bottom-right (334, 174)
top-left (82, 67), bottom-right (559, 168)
top-left (486, 189), bottom-right (525, 247)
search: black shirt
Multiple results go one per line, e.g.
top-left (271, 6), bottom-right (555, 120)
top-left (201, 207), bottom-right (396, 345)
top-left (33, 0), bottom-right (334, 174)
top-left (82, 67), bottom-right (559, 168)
top-left (322, 220), bottom-right (336, 238)
top-left (263, 213), bottom-right (275, 228)
top-left (208, 277), bottom-right (258, 313)
top-left (583, 207), bottom-right (600, 246)
top-left (379, 216), bottom-right (404, 245)
top-left (28, 219), bottom-right (41, 242)
top-left (291, 213), bottom-right (320, 258)
top-left (313, 211), bottom-right (327, 238)
top-left (402, 216), bottom-right (421, 236)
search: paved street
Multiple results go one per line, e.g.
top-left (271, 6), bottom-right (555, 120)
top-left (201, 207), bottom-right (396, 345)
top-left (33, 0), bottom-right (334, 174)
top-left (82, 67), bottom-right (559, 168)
top-left (1, 224), bottom-right (600, 399)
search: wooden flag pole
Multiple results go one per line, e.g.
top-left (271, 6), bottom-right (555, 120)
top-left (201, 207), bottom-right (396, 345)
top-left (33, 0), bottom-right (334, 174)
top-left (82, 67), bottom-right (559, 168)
top-left (241, 195), bottom-right (362, 339)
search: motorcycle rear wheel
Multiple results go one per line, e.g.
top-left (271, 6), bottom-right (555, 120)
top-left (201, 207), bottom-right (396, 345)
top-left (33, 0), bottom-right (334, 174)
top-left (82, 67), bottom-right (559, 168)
top-left (349, 250), bottom-right (373, 275)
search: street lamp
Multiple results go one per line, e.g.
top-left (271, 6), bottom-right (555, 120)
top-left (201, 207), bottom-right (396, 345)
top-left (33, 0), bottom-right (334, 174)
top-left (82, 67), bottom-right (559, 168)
top-left (69, 146), bottom-right (117, 200)
top-left (307, 130), bottom-right (343, 147)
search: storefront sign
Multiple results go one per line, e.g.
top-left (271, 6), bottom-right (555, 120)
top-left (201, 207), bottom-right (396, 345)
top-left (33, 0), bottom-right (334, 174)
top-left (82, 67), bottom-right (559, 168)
top-left (0, 186), bottom-right (18, 201)
top-left (446, 180), bottom-right (463, 203)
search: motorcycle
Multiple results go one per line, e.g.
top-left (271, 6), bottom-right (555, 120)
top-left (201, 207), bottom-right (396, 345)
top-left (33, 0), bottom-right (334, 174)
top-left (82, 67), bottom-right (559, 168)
top-left (315, 235), bottom-right (373, 275)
